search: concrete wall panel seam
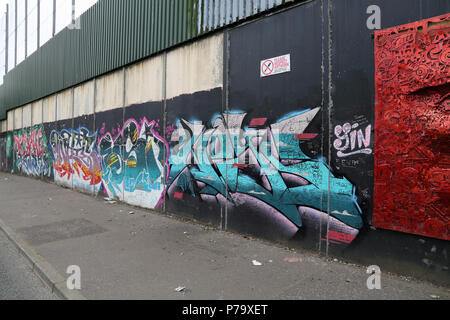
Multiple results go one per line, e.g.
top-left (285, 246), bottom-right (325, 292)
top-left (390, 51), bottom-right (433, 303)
top-left (162, 51), bottom-right (167, 214)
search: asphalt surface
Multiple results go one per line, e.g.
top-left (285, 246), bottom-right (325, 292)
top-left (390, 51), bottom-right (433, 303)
top-left (0, 230), bottom-right (59, 300)
top-left (0, 172), bottom-right (449, 300)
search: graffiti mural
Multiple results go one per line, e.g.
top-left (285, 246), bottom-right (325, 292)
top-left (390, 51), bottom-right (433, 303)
top-left (49, 127), bottom-right (102, 191)
top-left (13, 125), bottom-right (52, 177)
top-left (98, 118), bottom-right (169, 209)
top-left (167, 108), bottom-right (364, 243)
top-left (374, 14), bottom-right (450, 240)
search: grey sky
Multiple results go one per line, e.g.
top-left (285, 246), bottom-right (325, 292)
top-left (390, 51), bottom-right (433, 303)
top-left (0, 1), bottom-right (98, 21)
top-left (0, 1), bottom-right (6, 14)
top-left (0, 0), bottom-right (98, 77)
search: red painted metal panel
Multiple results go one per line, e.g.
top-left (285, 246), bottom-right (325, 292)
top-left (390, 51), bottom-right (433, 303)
top-left (374, 14), bottom-right (450, 240)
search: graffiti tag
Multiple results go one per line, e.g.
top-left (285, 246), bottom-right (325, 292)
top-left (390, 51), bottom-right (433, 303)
top-left (98, 118), bottom-right (169, 209)
top-left (50, 127), bottom-right (102, 186)
top-left (333, 122), bottom-right (372, 158)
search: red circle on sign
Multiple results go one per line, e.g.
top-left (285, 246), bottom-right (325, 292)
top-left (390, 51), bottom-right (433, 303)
top-left (262, 60), bottom-right (274, 75)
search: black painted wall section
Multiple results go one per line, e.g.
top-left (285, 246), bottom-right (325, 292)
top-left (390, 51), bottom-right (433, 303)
top-left (165, 88), bottom-right (224, 227)
top-left (328, 0), bottom-right (449, 284)
top-left (228, 1), bottom-right (325, 249)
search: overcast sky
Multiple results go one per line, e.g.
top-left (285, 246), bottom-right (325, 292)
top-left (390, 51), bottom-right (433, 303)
top-left (0, 1), bottom-right (98, 19)
top-left (0, 0), bottom-right (98, 75)
top-left (0, 0), bottom-right (6, 14)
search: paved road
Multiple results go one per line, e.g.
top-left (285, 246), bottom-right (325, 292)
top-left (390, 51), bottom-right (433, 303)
top-left (0, 230), bottom-right (59, 300)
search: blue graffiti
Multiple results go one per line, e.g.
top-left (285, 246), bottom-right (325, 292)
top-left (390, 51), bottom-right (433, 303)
top-left (168, 109), bottom-right (363, 230)
top-left (16, 157), bottom-right (50, 176)
top-left (98, 118), bottom-right (169, 208)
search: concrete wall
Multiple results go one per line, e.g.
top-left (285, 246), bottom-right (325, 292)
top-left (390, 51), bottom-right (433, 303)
top-left (95, 70), bottom-right (124, 113)
top-left (125, 56), bottom-right (164, 105)
top-left (0, 0), bottom-right (448, 285)
top-left (31, 101), bottom-right (43, 126)
top-left (74, 81), bottom-right (95, 118)
top-left (0, 120), bottom-right (6, 133)
top-left (56, 90), bottom-right (74, 121)
top-left (166, 33), bottom-right (223, 99)
top-left (14, 108), bottom-right (22, 130)
top-left (22, 105), bottom-right (32, 129)
top-left (7, 110), bottom-right (14, 131)
top-left (43, 95), bottom-right (57, 124)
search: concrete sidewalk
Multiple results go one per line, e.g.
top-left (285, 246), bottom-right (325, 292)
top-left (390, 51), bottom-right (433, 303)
top-left (0, 172), bottom-right (448, 300)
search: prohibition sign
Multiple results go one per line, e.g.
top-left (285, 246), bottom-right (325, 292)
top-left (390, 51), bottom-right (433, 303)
top-left (262, 59), bottom-right (274, 76)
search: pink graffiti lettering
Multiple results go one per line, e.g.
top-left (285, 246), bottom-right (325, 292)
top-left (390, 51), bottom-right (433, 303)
top-left (14, 127), bottom-right (45, 158)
